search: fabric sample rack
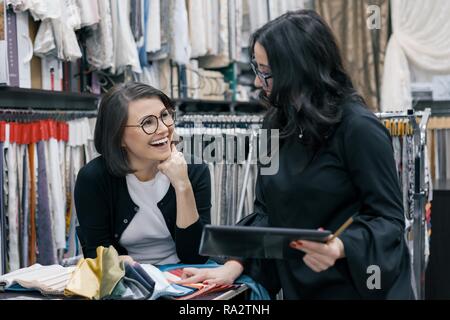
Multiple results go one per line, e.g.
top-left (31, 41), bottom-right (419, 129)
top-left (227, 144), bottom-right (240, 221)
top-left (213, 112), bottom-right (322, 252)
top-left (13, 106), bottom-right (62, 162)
top-left (0, 107), bottom-right (97, 276)
top-left (376, 108), bottom-right (431, 300)
top-left (176, 113), bottom-right (264, 225)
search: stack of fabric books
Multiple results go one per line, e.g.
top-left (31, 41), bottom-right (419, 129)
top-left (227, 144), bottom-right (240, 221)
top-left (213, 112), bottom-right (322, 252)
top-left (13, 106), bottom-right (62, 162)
top-left (0, 264), bottom-right (76, 296)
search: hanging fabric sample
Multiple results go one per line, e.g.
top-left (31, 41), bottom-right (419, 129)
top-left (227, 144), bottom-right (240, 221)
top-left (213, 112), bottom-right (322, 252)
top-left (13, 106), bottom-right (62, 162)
top-left (176, 113), bottom-right (263, 225)
top-left (0, 111), bottom-right (96, 274)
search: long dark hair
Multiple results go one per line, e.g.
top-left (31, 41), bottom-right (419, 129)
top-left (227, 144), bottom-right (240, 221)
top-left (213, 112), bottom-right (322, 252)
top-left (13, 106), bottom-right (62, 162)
top-left (250, 10), bottom-right (364, 148)
top-left (94, 82), bottom-right (175, 177)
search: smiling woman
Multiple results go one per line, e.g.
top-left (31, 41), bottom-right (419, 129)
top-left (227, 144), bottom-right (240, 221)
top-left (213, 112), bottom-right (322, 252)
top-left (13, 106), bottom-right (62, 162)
top-left (74, 82), bottom-right (212, 265)
top-left (122, 99), bottom-right (175, 173)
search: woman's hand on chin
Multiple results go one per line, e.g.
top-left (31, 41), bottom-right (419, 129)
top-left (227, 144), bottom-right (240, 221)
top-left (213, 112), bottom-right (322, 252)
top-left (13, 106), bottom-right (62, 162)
top-left (157, 144), bottom-right (190, 190)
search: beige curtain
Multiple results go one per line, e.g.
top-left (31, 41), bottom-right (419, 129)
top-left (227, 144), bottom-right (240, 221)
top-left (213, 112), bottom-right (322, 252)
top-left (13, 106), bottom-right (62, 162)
top-left (315, 0), bottom-right (389, 111)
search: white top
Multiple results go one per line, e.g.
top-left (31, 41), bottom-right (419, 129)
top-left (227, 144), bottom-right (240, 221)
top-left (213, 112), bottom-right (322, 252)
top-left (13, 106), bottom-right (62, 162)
top-left (120, 172), bottom-right (180, 265)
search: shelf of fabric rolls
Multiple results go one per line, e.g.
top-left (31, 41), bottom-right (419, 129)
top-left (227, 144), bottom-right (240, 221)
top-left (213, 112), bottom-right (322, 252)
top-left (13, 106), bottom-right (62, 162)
top-left (0, 86), bottom-right (100, 111)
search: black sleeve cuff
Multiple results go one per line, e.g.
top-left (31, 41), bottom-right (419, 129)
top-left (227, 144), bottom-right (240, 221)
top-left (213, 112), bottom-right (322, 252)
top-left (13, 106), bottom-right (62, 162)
top-left (174, 218), bottom-right (208, 264)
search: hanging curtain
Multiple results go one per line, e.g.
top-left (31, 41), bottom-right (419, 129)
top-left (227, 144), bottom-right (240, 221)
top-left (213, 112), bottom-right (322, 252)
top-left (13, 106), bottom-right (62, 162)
top-left (246, 0), bottom-right (269, 32)
top-left (170, 0), bottom-right (191, 65)
top-left (315, 0), bottom-right (390, 111)
top-left (187, 0), bottom-right (207, 58)
top-left (381, 0), bottom-right (450, 112)
top-left (110, 0), bottom-right (142, 74)
top-left (175, 114), bottom-right (263, 225)
top-left (268, 0), bottom-right (305, 20)
top-left (0, 116), bottom-right (95, 274)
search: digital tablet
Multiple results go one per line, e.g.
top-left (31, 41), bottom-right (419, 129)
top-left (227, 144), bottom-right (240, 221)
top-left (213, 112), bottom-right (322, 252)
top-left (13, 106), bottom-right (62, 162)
top-left (199, 225), bottom-right (332, 260)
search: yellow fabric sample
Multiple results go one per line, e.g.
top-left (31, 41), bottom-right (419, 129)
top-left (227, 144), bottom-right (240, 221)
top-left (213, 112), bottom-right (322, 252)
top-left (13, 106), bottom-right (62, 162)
top-left (64, 246), bottom-right (125, 300)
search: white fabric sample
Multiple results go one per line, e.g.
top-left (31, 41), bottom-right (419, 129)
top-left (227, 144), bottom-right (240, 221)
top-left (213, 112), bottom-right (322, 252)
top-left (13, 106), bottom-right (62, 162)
top-left (203, 0), bottom-right (219, 55)
top-left (381, 0), bottom-right (450, 111)
top-left (83, 118), bottom-right (97, 162)
top-left (47, 138), bottom-right (66, 250)
top-left (170, 0), bottom-right (191, 65)
top-left (64, 0), bottom-right (81, 30)
top-left (43, 140), bottom-right (57, 257)
top-left (67, 118), bottom-right (92, 148)
top-left (146, 0), bottom-right (161, 53)
top-left (33, 20), bottom-right (56, 57)
top-left (11, 0), bottom-right (80, 61)
top-left (27, 0), bottom-right (61, 21)
top-left (234, 0), bottom-right (243, 61)
top-left (187, 0), bottom-right (207, 58)
top-left (6, 140), bottom-right (20, 271)
top-left (50, 17), bottom-right (82, 61)
top-left (268, 0), bottom-right (304, 20)
top-left (247, 0), bottom-right (269, 32)
top-left (110, 0), bottom-right (142, 74)
top-left (0, 263), bottom-right (75, 295)
top-left (76, 0), bottom-right (100, 27)
top-left (31, 1), bottom-right (82, 61)
top-left (228, 0), bottom-right (236, 60)
top-left (240, 0), bottom-right (251, 48)
top-left (198, 0), bottom-right (230, 68)
top-left (85, 0), bottom-right (114, 70)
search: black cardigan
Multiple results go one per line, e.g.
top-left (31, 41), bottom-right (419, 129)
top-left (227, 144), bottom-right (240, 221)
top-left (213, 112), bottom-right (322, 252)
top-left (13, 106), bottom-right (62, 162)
top-left (74, 156), bottom-right (211, 264)
top-left (244, 101), bottom-right (414, 299)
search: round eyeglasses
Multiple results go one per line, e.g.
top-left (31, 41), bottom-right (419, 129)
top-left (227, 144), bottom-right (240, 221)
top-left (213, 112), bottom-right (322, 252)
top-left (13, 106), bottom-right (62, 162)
top-left (124, 109), bottom-right (175, 135)
top-left (250, 59), bottom-right (273, 89)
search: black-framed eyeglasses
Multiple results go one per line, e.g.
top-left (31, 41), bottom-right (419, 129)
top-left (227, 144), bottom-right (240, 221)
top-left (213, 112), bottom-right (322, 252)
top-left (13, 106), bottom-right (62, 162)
top-left (124, 109), bottom-right (175, 135)
top-left (250, 59), bottom-right (272, 89)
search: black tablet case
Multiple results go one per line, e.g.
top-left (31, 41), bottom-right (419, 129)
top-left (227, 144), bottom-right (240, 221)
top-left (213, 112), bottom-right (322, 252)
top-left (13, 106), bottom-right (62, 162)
top-left (199, 225), bottom-right (331, 260)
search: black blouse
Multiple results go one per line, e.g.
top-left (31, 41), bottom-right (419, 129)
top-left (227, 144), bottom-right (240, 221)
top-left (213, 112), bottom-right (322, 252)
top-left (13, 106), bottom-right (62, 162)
top-left (246, 101), bottom-right (414, 299)
top-left (74, 156), bottom-right (211, 264)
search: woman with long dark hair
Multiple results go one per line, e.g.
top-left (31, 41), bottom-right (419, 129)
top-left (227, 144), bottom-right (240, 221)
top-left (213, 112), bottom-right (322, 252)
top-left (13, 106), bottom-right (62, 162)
top-left (178, 10), bottom-right (414, 299)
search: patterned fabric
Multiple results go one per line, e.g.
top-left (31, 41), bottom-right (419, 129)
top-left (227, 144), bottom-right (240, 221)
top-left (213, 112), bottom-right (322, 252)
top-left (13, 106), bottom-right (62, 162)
top-left (36, 141), bottom-right (57, 265)
top-left (315, 0), bottom-right (390, 111)
top-left (28, 143), bottom-right (37, 266)
top-left (85, 0), bottom-right (114, 70)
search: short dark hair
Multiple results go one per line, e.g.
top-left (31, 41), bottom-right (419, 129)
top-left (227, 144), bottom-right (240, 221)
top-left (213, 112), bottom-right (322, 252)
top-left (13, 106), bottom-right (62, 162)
top-left (250, 10), bottom-right (365, 149)
top-left (94, 82), bottom-right (175, 177)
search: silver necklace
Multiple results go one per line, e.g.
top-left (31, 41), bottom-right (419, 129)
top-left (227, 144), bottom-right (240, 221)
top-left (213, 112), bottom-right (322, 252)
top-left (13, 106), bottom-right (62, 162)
top-left (298, 125), bottom-right (304, 139)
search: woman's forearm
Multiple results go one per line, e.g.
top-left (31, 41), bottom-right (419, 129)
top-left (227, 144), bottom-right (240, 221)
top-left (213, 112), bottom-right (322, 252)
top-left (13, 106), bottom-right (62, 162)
top-left (174, 181), bottom-right (200, 229)
top-left (224, 260), bottom-right (245, 280)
